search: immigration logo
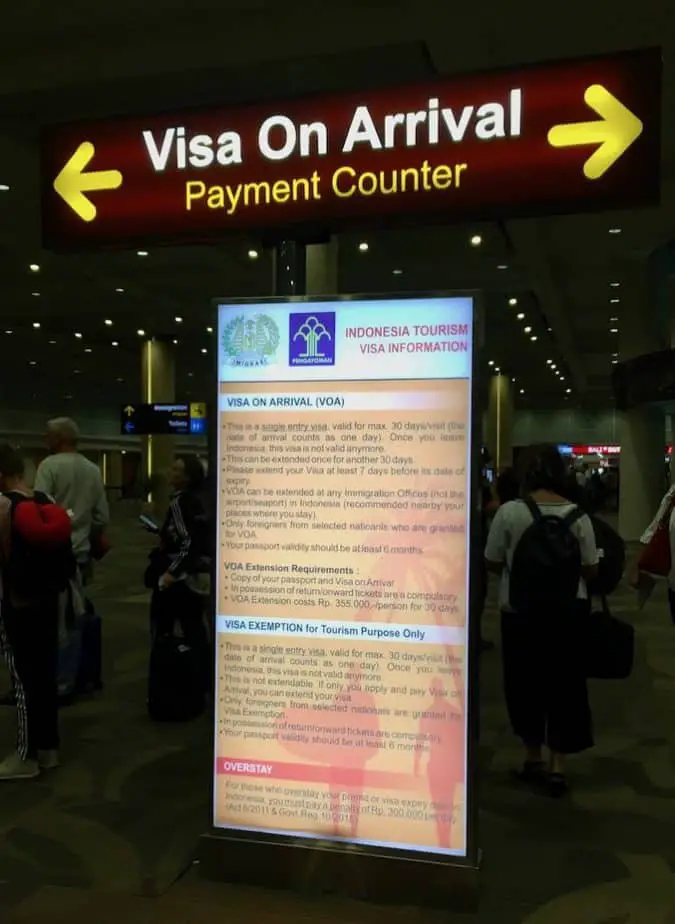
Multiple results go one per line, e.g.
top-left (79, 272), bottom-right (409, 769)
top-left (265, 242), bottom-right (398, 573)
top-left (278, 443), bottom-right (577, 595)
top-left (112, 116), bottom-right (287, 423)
top-left (289, 312), bottom-right (336, 366)
top-left (222, 314), bottom-right (279, 368)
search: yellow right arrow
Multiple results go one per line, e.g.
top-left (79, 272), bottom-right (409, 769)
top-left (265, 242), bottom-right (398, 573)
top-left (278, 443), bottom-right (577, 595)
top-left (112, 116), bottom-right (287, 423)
top-left (547, 85), bottom-right (643, 180)
top-left (53, 141), bottom-right (123, 222)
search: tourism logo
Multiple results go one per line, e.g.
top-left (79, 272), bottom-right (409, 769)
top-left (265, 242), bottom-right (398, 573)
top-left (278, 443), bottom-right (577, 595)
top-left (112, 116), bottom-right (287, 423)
top-left (289, 312), bottom-right (336, 366)
top-left (222, 314), bottom-right (280, 368)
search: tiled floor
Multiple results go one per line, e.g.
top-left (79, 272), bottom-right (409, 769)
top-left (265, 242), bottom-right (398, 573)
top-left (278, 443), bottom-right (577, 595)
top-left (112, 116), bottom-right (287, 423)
top-left (1, 504), bottom-right (675, 922)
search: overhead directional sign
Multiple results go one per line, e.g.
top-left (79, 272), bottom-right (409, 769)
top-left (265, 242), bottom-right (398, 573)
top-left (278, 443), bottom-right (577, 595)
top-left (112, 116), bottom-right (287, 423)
top-left (42, 49), bottom-right (660, 250)
top-left (120, 402), bottom-right (208, 436)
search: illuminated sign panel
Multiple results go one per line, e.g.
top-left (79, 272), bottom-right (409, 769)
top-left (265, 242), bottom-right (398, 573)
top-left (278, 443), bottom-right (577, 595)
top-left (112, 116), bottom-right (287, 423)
top-left (214, 295), bottom-right (474, 858)
top-left (42, 50), bottom-right (659, 249)
top-left (120, 402), bottom-right (207, 435)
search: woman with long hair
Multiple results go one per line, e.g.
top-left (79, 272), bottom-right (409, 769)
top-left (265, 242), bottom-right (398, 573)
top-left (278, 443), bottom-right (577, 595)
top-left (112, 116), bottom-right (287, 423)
top-left (484, 444), bottom-right (599, 796)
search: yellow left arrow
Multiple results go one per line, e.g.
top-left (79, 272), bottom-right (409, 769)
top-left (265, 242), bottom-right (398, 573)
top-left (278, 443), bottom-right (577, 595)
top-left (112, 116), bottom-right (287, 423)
top-left (53, 141), bottom-right (123, 222)
top-left (547, 85), bottom-right (643, 180)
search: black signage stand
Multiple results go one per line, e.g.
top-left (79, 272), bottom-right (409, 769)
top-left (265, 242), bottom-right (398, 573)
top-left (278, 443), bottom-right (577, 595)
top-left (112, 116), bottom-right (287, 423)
top-left (199, 244), bottom-right (481, 913)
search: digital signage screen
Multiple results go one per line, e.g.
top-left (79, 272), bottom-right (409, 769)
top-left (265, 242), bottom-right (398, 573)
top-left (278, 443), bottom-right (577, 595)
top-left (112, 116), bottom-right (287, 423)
top-left (213, 294), bottom-right (475, 859)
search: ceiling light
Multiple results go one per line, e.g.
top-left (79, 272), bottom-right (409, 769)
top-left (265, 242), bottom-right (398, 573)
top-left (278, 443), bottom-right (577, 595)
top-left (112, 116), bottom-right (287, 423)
top-left (610, 328), bottom-right (619, 333)
top-left (609, 316), bottom-right (618, 321)
top-left (519, 388), bottom-right (525, 394)
top-left (0, 184), bottom-right (9, 191)
top-left (610, 298), bottom-right (620, 304)
top-left (560, 376), bottom-right (566, 381)
top-left (392, 269), bottom-right (403, 275)
top-left (612, 352), bottom-right (618, 357)
top-left (497, 264), bottom-right (508, 270)
top-left (29, 360), bottom-right (36, 366)
top-left (32, 321), bottom-right (40, 329)
top-left (546, 359), bottom-right (552, 365)
top-left (74, 332), bottom-right (82, 339)
top-left (530, 335), bottom-right (538, 341)
top-left (609, 228), bottom-right (622, 234)
top-left (137, 329), bottom-right (145, 336)
top-left (524, 326), bottom-right (532, 333)
top-left (517, 312), bottom-right (525, 320)
top-left (111, 340), bottom-right (119, 347)
top-left (488, 360), bottom-right (494, 366)
top-left (247, 249), bottom-right (259, 259)
top-left (566, 388), bottom-right (572, 393)
top-left (115, 287), bottom-right (124, 293)
top-left (175, 316), bottom-right (183, 323)
top-left (358, 241), bottom-right (369, 252)
top-left (73, 369), bottom-right (81, 374)
top-left (494, 366), bottom-right (500, 372)
top-left (4, 329), bottom-right (12, 334)
top-left (48, 339), bottom-right (56, 345)
top-left (137, 250), bottom-right (149, 257)
top-left (470, 234), bottom-right (482, 246)
top-left (201, 347), bottom-right (208, 354)
top-left (31, 292), bottom-right (40, 297)
top-left (172, 338), bottom-right (179, 345)
top-left (206, 326), bottom-right (213, 333)
top-left (104, 319), bottom-right (113, 326)
top-left (551, 364), bottom-right (557, 370)
top-left (29, 264), bottom-right (39, 273)
top-left (612, 359), bottom-right (618, 365)
top-left (84, 348), bottom-right (92, 353)
top-left (508, 297), bottom-right (518, 306)
top-left (609, 281), bottom-right (620, 287)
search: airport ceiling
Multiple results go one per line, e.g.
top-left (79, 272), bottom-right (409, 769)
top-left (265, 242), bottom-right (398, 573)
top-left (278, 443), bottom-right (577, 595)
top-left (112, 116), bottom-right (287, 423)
top-left (0, 0), bottom-right (674, 416)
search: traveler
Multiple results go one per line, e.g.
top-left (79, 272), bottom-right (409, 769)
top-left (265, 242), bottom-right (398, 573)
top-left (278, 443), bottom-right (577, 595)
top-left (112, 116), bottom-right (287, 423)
top-left (34, 417), bottom-right (109, 699)
top-left (0, 443), bottom-right (74, 780)
top-left (146, 455), bottom-right (211, 689)
top-left (484, 444), bottom-right (599, 797)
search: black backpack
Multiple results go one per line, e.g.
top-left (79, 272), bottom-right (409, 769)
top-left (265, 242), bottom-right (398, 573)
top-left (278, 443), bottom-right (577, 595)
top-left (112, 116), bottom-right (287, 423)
top-left (509, 497), bottom-right (584, 615)
top-left (586, 517), bottom-right (625, 597)
top-left (6, 492), bottom-right (77, 597)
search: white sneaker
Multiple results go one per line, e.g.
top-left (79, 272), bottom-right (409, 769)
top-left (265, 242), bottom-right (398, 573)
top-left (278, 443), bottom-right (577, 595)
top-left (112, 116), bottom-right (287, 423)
top-left (0, 752), bottom-right (40, 780)
top-left (38, 750), bottom-right (60, 770)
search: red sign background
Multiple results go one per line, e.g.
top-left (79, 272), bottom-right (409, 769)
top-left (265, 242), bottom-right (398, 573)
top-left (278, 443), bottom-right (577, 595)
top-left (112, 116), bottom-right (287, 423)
top-left (41, 49), bottom-right (660, 250)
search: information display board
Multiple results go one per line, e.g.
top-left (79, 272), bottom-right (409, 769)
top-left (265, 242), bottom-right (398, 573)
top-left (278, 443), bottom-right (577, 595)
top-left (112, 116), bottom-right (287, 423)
top-left (120, 401), bottom-right (207, 435)
top-left (214, 295), bottom-right (475, 859)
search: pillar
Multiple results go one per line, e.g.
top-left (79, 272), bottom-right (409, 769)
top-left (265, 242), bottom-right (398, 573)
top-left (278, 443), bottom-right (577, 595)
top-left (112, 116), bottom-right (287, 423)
top-left (484, 373), bottom-right (513, 471)
top-left (306, 239), bottom-right (338, 295)
top-left (141, 338), bottom-right (175, 517)
top-left (618, 286), bottom-right (665, 541)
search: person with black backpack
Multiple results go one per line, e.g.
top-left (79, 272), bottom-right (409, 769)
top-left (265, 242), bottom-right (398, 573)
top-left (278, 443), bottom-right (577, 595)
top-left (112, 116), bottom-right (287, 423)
top-left (484, 444), bottom-right (599, 797)
top-left (0, 444), bottom-right (75, 780)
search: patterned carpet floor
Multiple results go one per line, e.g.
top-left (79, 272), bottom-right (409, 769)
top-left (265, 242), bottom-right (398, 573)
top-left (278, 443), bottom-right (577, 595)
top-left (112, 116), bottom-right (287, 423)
top-left (1, 506), bottom-right (674, 922)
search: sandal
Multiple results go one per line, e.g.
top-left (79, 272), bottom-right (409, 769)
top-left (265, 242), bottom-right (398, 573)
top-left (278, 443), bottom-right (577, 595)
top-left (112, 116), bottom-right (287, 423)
top-left (547, 772), bottom-right (569, 798)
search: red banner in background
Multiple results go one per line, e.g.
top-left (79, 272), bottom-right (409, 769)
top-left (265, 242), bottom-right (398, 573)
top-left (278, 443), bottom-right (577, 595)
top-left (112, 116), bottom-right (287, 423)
top-left (41, 49), bottom-right (660, 250)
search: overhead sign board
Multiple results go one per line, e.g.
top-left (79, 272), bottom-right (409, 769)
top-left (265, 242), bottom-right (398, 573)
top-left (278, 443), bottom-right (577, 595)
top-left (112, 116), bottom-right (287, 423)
top-left (121, 402), bottom-right (207, 435)
top-left (42, 49), bottom-right (660, 249)
top-left (214, 295), bottom-right (476, 861)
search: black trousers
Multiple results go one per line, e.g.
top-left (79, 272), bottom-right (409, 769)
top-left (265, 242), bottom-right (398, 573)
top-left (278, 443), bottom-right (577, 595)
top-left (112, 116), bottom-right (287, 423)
top-left (500, 603), bottom-right (593, 755)
top-left (150, 582), bottom-right (211, 692)
top-left (668, 589), bottom-right (675, 625)
top-left (0, 597), bottom-right (59, 760)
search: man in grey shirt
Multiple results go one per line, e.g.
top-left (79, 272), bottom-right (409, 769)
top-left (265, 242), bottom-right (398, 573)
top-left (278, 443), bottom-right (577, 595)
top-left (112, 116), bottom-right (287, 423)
top-left (35, 418), bottom-right (110, 698)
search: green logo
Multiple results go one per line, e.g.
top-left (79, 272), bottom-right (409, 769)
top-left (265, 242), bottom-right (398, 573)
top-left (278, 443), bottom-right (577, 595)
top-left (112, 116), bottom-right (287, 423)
top-left (222, 314), bottom-right (279, 368)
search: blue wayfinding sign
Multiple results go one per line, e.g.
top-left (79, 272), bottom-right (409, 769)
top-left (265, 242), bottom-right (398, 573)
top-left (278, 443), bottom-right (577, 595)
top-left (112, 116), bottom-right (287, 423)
top-left (120, 402), bottom-right (207, 436)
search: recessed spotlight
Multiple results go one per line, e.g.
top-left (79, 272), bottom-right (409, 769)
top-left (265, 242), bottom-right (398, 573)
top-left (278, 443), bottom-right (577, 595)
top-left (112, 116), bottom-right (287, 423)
top-left (488, 360), bottom-right (494, 366)
top-left (612, 359), bottom-right (618, 365)
top-left (530, 335), bottom-right (538, 341)
top-left (116, 377), bottom-right (124, 382)
top-left (609, 228), bottom-right (622, 234)
top-left (519, 388), bottom-right (525, 394)
top-left (610, 328), bottom-right (619, 333)
top-left (137, 329), bottom-right (145, 336)
top-left (247, 249), bottom-right (259, 259)
top-left (524, 326), bottom-right (532, 333)
top-left (0, 184), bottom-right (9, 191)
top-left (612, 352), bottom-right (618, 358)
top-left (470, 234), bottom-right (482, 246)
top-left (188, 372), bottom-right (193, 378)
top-left (29, 264), bottom-right (39, 273)
top-left (609, 281), bottom-right (620, 287)
top-left (517, 313), bottom-right (525, 320)
top-left (560, 376), bottom-right (566, 381)
top-left (73, 369), bottom-right (81, 374)
top-left (494, 366), bottom-right (501, 372)
top-left (546, 359), bottom-right (552, 365)
top-left (137, 250), bottom-right (149, 257)
top-left (104, 319), bottom-right (113, 326)
top-left (201, 347), bottom-right (208, 354)
top-left (566, 388), bottom-right (572, 393)
top-left (610, 298), bottom-right (620, 304)
top-left (358, 241), bottom-right (369, 252)
top-left (609, 316), bottom-right (618, 322)
top-left (84, 348), bottom-right (92, 353)
top-left (32, 321), bottom-right (40, 329)
top-left (31, 292), bottom-right (40, 297)
top-left (74, 332), bottom-right (83, 339)
top-left (29, 360), bottom-right (36, 366)
top-left (551, 363), bottom-right (557, 370)
top-left (497, 264), bottom-right (508, 270)
top-left (392, 269), bottom-right (403, 275)
top-left (111, 340), bottom-right (119, 347)
top-left (175, 316), bottom-right (183, 323)
top-left (206, 326), bottom-right (213, 333)
top-left (115, 287), bottom-right (124, 293)
top-left (48, 339), bottom-right (56, 345)
top-left (508, 297), bottom-right (518, 306)
top-left (172, 338), bottom-right (179, 345)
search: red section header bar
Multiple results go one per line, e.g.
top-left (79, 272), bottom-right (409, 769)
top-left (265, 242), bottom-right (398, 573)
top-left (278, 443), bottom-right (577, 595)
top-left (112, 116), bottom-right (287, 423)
top-left (41, 49), bottom-right (660, 250)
